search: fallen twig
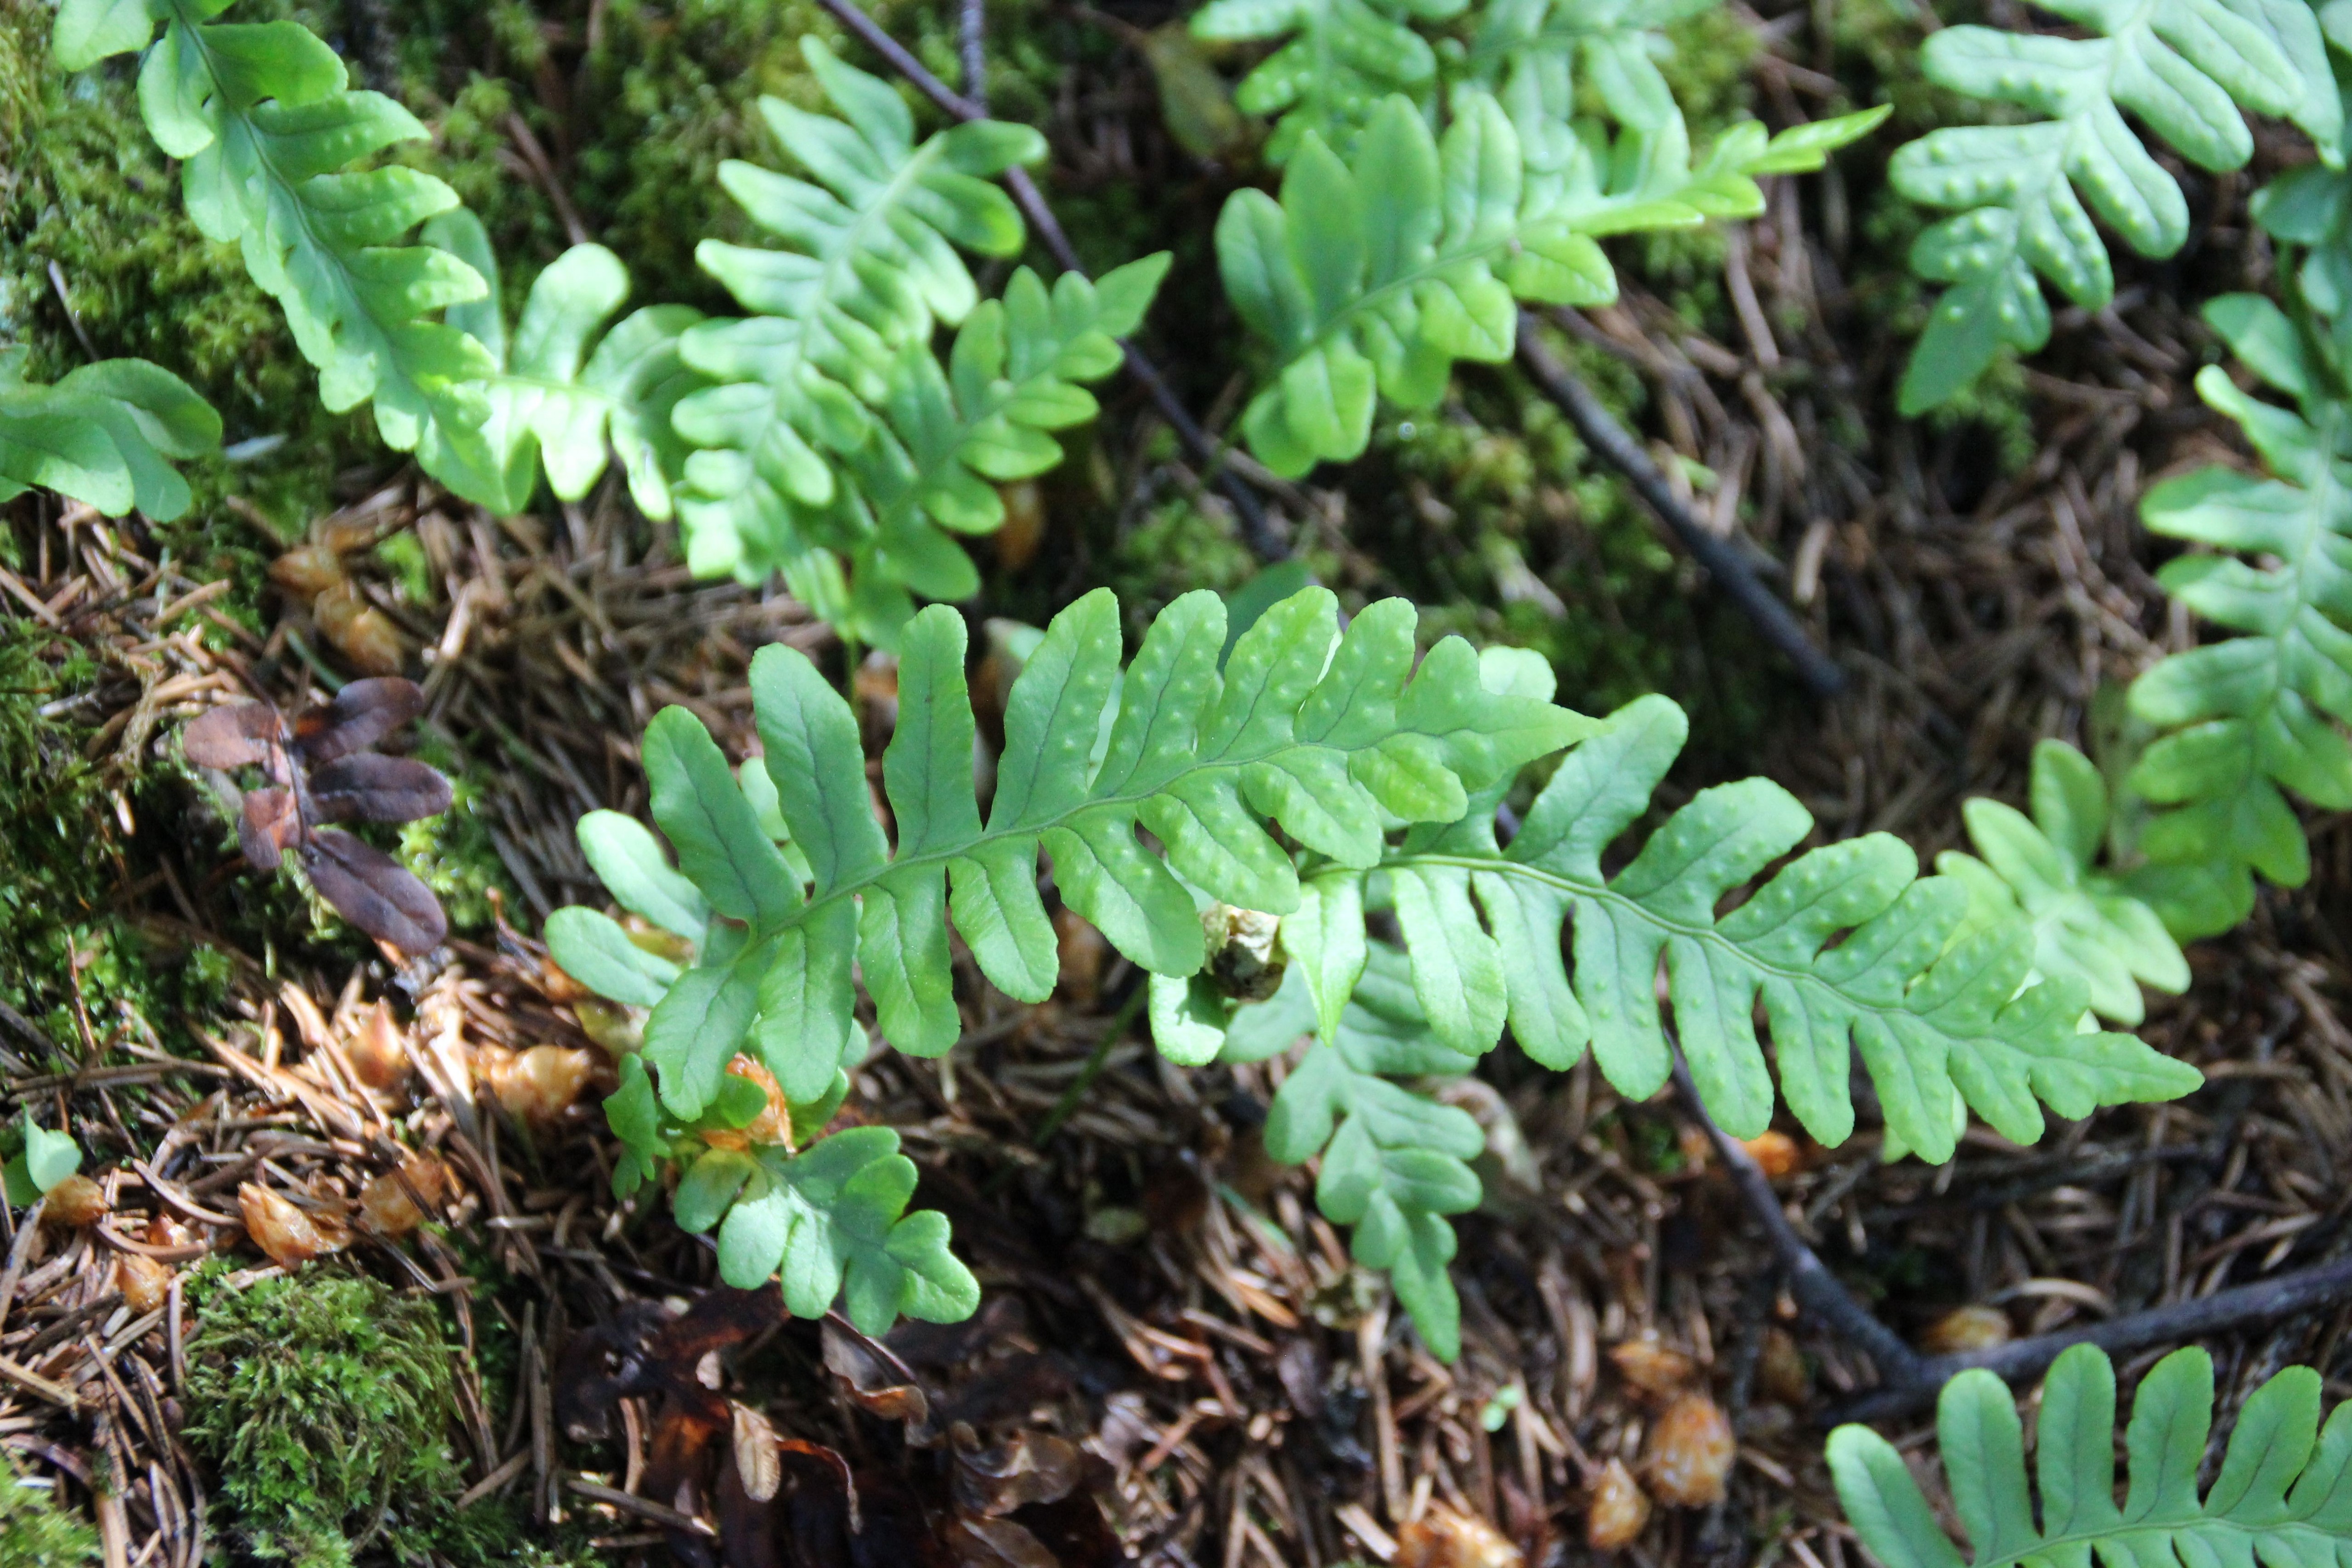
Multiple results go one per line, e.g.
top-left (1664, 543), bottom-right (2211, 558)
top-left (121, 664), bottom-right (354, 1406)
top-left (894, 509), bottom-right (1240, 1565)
top-left (812, 0), bottom-right (1291, 563)
top-left (1516, 315), bottom-right (1845, 698)
top-left (1678, 1059), bottom-right (2352, 1425)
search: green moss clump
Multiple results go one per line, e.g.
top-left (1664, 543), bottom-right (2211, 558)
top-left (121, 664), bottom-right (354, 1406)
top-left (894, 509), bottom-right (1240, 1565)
top-left (0, 0), bottom-right (374, 533)
top-left (0, 1451), bottom-right (100, 1568)
top-left (0, 617), bottom-right (247, 1056)
top-left (185, 1268), bottom-right (475, 1568)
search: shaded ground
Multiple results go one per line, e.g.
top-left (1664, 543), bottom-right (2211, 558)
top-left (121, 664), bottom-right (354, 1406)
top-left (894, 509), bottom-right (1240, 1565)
top-left (1, 0), bottom-right (2347, 1566)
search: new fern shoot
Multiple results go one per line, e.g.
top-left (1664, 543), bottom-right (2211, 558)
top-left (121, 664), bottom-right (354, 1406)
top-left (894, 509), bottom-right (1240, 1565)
top-left (548, 589), bottom-right (2202, 1357)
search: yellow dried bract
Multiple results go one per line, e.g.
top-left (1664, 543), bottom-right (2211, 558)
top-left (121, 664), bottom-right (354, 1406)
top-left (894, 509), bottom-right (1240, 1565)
top-left (1919, 1304), bottom-right (2012, 1353)
top-left (1396, 1501), bottom-right (1522, 1568)
top-left (1585, 1458), bottom-right (1652, 1551)
top-left (40, 1174), bottom-right (109, 1228)
top-left (1644, 1391), bottom-right (1735, 1507)
top-left (359, 1152), bottom-right (453, 1237)
top-left (1609, 1337), bottom-right (1694, 1397)
top-left (346, 1000), bottom-right (412, 1090)
top-left (115, 1253), bottom-right (173, 1315)
top-left (239, 1182), bottom-right (348, 1267)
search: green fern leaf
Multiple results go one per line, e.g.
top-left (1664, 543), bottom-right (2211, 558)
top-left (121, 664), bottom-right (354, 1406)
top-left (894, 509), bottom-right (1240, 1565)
top-left (1188, 0), bottom-right (1466, 162)
top-left (1833, 1344), bottom-right (2352, 1568)
top-left (667, 38), bottom-right (1064, 614)
top-left (1370, 695), bottom-right (2199, 1163)
top-left (1888, 0), bottom-right (2342, 413)
top-left (1258, 945), bottom-right (1484, 1357)
top-left (554, 587), bottom-right (1591, 1120)
top-left (1464, 0), bottom-right (1721, 145)
top-left (2117, 295), bottom-right (2352, 936)
top-left (55, 0), bottom-right (502, 479)
top-left (420, 212), bottom-right (707, 519)
top-left (1219, 92), bottom-right (1883, 476)
top-left (681, 255), bottom-right (1168, 642)
top-left (1937, 740), bottom-right (2187, 1025)
top-left (0, 349), bottom-right (221, 520)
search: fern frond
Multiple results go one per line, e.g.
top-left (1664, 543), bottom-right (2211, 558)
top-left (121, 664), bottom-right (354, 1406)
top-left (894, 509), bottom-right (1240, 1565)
top-left (1463, 0), bottom-right (1720, 141)
top-left (2115, 295), bottom-right (2352, 937)
top-left (55, 0), bottom-right (501, 479)
top-left (0, 349), bottom-right (221, 520)
top-left (419, 213), bottom-right (707, 520)
top-left (1217, 92), bottom-right (1883, 477)
top-left (1360, 695), bottom-right (2199, 1164)
top-left (1187, 0), bottom-right (1465, 162)
top-left (1832, 1344), bottom-right (2352, 1568)
top-left (549, 586), bottom-right (1593, 1119)
top-left (1228, 941), bottom-right (1486, 1358)
top-left (1937, 740), bottom-right (2186, 1026)
top-left (676, 254), bottom-right (1168, 642)
top-left (1887, 0), bottom-right (2342, 413)
top-left (667, 37), bottom-right (1101, 625)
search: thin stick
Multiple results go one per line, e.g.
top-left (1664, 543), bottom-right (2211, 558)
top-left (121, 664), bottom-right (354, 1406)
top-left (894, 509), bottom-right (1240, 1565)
top-left (1516, 314), bottom-right (1845, 699)
top-left (959, 0), bottom-right (987, 102)
top-left (1681, 1058), bottom-right (2352, 1426)
top-left (1674, 1063), bottom-right (1922, 1385)
top-left (1833, 1253), bottom-right (2352, 1423)
top-left (813, 0), bottom-right (1290, 562)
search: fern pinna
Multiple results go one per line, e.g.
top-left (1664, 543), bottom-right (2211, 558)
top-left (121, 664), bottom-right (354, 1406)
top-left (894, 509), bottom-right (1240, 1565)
top-left (1832, 1343), bottom-right (2352, 1568)
top-left (548, 589), bottom-right (2199, 1354)
top-left (1883, 0), bottom-right (2349, 410)
top-left (0, 350), bottom-right (221, 521)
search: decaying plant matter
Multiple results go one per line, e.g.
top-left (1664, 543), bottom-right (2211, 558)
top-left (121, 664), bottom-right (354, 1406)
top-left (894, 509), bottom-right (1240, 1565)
top-left (181, 678), bottom-right (452, 956)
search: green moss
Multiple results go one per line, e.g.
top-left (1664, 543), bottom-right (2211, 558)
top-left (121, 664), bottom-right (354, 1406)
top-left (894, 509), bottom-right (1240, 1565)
top-left (0, 617), bottom-right (245, 1057)
top-left (184, 1267), bottom-right (475, 1568)
top-left (397, 743), bottom-right (518, 937)
top-left (0, 1451), bottom-right (99, 1568)
top-left (0, 0), bottom-right (373, 534)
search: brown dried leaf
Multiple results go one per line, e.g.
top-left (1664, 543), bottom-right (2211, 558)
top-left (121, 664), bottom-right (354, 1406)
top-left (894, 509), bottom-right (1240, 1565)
top-left (301, 829), bottom-right (447, 955)
top-left (238, 1182), bottom-right (347, 1267)
top-left (307, 754), bottom-right (453, 824)
top-left (293, 677), bottom-right (427, 764)
top-left (952, 1428), bottom-right (1085, 1518)
top-left (992, 480), bottom-right (1045, 570)
top-left (1397, 1501), bottom-right (1523, 1568)
top-left (239, 787), bottom-right (300, 871)
top-left (732, 1402), bottom-right (782, 1503)
top-left (820, 1319), bottom-right (933, 1436)
top-left (946, 1516), bottom-right (1061, 1568)
top-left (1644, 1392), bottom-right (1735, 1507)
top-left (182, 702), bottom-right (281, 770)
top-left (1585, 1459), bottom-right (1651, 1553)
